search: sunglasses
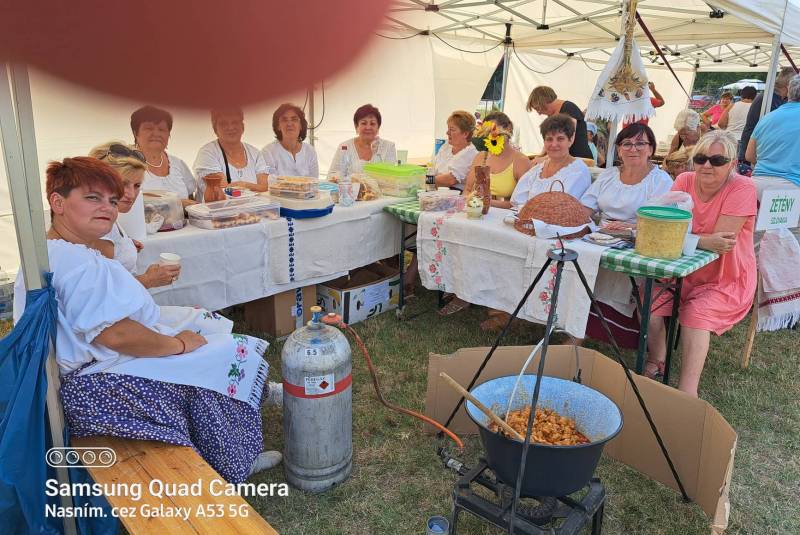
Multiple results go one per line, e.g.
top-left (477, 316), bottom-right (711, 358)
top-left (99, 144), bottom-right (146, 164)
top-left (692, 154), bottom-right (731, 167)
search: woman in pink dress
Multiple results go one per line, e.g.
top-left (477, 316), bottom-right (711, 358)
top-left (645, 130), bottom-right (757, 396)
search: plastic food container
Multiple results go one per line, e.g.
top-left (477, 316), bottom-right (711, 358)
top-left (417, 190), bottom-right (464, 211)
top-left (635, 206), bottom-right (692, 260)
top-left (142, 190), bottom-right (184, 231)
top-left (186, 197), bottom-right (280, 230)
top-left (374, 179), bottom-right (419, 198)
top-left (269, 176), bottom-right (319, 198)
top-left (364, 162), bottom-right (425, 188)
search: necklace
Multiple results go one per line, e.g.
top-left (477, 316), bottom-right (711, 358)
top-left (146, 154), bottom-right (164, 168)
top-left (223, 145), bottom-right (248, 177)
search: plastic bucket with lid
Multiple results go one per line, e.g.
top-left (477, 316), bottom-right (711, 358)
top-left (635, 206), bottom-right (692, 260)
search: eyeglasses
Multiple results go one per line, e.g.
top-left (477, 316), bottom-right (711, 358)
top-left (618, 142), bottom-right (651, 151)
top-left (99, 144), bottom-right (146, 163)
top-left (692, 154), bottom-right (731, 167)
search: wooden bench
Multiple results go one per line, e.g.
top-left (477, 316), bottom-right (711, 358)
top-left (71, 436), bottom-right (279, 534)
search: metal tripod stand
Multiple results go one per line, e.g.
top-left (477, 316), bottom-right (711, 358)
top-left (438, 237), bottom-right (690, 534)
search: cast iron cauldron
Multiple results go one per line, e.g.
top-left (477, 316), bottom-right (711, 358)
top-left (466, 375), bottom-right (623, 497)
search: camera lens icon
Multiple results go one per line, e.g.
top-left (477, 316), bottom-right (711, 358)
top-left (46, 447), bottom-right (116, 468)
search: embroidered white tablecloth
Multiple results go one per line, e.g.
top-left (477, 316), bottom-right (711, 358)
top-left (138, 197), bottom-right (403, 310)
top-left (417, 208), bottom-right (629, 338)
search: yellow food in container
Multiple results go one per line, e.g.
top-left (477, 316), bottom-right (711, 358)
top-left (635, 206), bottom-right (692, 260)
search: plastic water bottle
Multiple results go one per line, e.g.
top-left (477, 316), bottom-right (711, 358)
top-left (0, 266), bottom-right (13, 321)
top-left (339, 146), bottom-right (350, 179)
top-left (425, 163), bottom-right (436, 192)
top-left (370, 137), bottom-right (381, 160)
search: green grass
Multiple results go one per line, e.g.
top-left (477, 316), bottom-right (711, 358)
top-left (1, 283), bottom-right (798, 534)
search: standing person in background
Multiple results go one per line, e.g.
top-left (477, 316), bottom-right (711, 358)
top-left (131, 106), bottom-right (197, 208)
top-left (526, 86), bottom-right (594, 163)
top-left (586, 123), bottom-right (605, 167)
top-left (701, 91), bottom-right (733, 127)
top-left (260, 103), bottom-right (319, 179)
top-left (746, 74), bottom-right (800, 248)
top-left (738, 66), bottom-right (794, 168)
top-left (432, 111), bottom-right (478, 190)
top-left (622, 81), bottom-right (666, 129)
top-left (717, 86), bottom-right (756, 153)
top-left (328, 104), bottom-right (396, 177)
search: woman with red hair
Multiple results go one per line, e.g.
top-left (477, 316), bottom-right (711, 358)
top-left (328, 104), bottom-right (397, 177)
top-left (13, 157), bottom-right (282, 482)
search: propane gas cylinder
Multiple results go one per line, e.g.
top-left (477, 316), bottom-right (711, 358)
top-left (282, 306), bottom-right (352, 492)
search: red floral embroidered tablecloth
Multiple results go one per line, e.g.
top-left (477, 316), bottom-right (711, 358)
top-left (417, 208), bottom-right (628, 338)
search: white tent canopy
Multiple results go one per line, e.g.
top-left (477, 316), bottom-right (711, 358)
top-left (383, 0), bottom-right (800, 71)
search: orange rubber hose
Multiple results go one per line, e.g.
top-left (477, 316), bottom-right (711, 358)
top-left (342, 322), bottom-right (465, 453)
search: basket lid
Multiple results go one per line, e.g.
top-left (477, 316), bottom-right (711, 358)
top-left (637, 206), bottom-right (692, 220)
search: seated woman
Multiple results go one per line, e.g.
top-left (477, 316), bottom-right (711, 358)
top-left (88, 142), bottom-right (180, 289)
top-left (328, 104), bottom-right (396, 177)
top-left (260, 103), bottom-right (319, 179)
top-left (444, 112), bottom-right (532, 320)
top-left (666, 110), bottom-right (706, 159)
top-left (130, 105), bottom-right (198, 208)
top-left (431, 110), bottom-right (478, 190)
top-left (14, 157), bottom-right (282, 483)
top-left (193, 108), bottom-right (270, 198)
top-left (663, 151), bottom-right (691, 180)
top-left (645, 130), bottom-right (757, 396)
top-left (463, 111), bottom-right (532, 211)
top-left (511, 114), bottom-right (591, 208)
top-left (581, 123), bottom-right (673, 228)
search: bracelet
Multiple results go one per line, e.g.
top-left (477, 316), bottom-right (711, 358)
top-left (176, 337), bottom-right (186, 355)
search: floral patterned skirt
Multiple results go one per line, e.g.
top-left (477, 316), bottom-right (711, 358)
top-left (62, 369), bottom-right (271, 483)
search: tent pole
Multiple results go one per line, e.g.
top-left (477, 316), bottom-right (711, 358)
top-left (0, 63), bottom-right (77, 535)
top-left (687, 66), bottom-right (698, 107)
top-left (499, 23), bottom-right (512, 112)
top-left (760, 34), bottom-right (782, 118)
top-left (307, 82), bottom-right (315, 147)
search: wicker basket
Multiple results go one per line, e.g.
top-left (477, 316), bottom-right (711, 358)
top-left (514, 180), bottom-right (591, 240)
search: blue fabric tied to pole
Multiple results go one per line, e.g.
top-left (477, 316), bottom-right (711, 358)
top-left (0, 273), bottom-right (117, 535)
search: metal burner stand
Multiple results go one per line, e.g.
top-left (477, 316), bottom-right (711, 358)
top-left (444, 457), bottom-right (605, 535)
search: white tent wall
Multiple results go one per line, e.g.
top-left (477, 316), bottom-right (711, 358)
top-left (504, 50), bottom-right (696, 155)
top-left (429, 39), bottom-right (504, 140)
top-left (311, 34), bottom-right (436, 177)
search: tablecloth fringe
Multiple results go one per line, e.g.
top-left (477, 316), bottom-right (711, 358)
top-left (757, 310), bottom-right (800, 332)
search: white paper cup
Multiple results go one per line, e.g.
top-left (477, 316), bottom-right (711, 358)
top-left (682, 234), bottom-right (700, 256)
top-left (397, 150), bottom-right (408, 165)
top-left (159, 252), bottom-right (181, 265)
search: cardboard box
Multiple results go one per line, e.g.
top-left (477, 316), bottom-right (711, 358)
top-left (316, 263), bottom-right (400, 325)
top-left (425, 346), bottom-right (736, 535)
top-left (244, 286), bottom-right (316, 339)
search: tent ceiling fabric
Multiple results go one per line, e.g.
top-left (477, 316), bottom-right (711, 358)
top-left (382, 0), bottom-right (798, 70)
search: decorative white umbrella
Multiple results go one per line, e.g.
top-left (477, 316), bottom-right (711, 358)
top-left (722, 79), bottom-right (767, 91)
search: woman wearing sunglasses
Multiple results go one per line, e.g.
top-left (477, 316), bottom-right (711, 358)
top-left (131, 105), bottom-right (198, 209)
top-left (89, 142), bottom-right (181, 289)
top-left (645, 130), bottom-right (757, 396)
top-left (581, 123), bottom-right (673, 228)
top-left (193, 108), bottom-right (270, 199)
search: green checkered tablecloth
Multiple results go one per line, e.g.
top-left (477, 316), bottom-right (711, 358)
top-left (600, 248), bottom-right (719, 278)
top-left (383, 199), bottom-right (423, 224)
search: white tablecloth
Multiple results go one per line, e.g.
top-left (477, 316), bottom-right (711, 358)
top-left (417, 208), bottom-right (630, 338)
top-left (138, 198), bottom-right (402, 310)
